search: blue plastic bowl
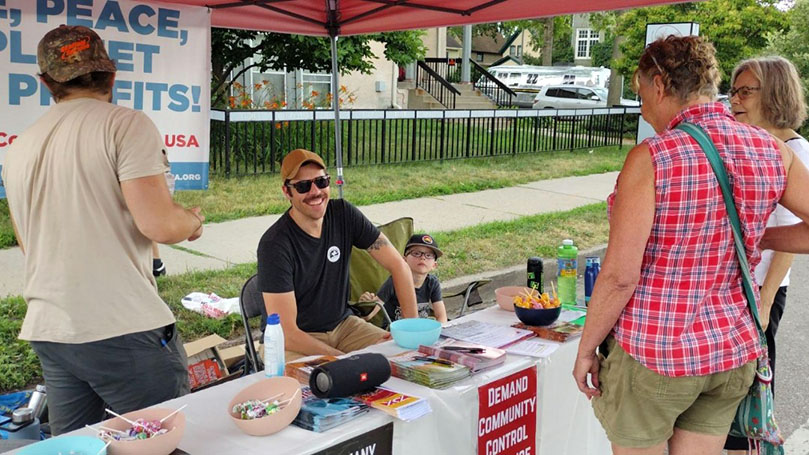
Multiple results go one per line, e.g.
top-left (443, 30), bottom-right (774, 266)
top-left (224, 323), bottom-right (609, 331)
top-left (513, 304), bottom-right (561, 326)
top-left (18, 435), bottom-right (107, 455)
top-left (389, 318), bottom-right (442, 349)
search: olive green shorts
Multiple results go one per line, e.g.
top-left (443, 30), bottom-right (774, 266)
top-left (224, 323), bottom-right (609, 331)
top-left (592, 337), bottom-right (755, 448)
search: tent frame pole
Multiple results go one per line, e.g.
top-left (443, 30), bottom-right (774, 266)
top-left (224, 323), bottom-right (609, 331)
top-left (330, 33), bottom-right (345, 199)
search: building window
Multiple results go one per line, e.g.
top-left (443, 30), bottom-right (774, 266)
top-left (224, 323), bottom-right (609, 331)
top-left (517, 45), bottom-right (523, 57)
top-left (476, 53), bottom-right (484, 62)
top-left (510, 45), bottom-right (516, 56)
top-left (576, 28), bottom-right (600, 59)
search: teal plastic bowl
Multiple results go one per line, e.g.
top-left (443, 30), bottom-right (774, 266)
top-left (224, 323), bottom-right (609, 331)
top-left (18, 435), bottom-right (107, 455)
top-left (390, 318), bottom-right (442, 349)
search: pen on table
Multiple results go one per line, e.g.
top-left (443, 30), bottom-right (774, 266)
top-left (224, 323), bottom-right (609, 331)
top-left (414, 356), bottom-right (454, 367)
top-left (443, 347), bottom-right (485, 353)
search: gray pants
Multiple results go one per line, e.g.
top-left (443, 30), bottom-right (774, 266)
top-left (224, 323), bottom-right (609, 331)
top-left (30, 324), bottom-right (189, 435)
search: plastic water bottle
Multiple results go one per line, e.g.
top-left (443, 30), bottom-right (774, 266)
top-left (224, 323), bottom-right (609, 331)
top-left (584, 257), bottom-right (601, 306)
top-left (557, 239), bottom-right (578, 305)
top-left (263, 313), bottom-right (285, 377)
top-left (527, 257), bottom-right (544, 294)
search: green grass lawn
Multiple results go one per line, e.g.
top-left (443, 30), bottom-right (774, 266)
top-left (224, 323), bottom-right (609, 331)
top-left (0, 146), bottom-right (625, 249)
top-left (0, 202), bottom-right (609, 392)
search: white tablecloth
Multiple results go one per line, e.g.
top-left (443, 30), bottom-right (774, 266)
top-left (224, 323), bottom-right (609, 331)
top-left (39, 306), bottom-right (610, 454)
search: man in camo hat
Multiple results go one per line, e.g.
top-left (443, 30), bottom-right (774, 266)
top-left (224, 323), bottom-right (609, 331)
top-left (2, 25), bottom-right (204, 434)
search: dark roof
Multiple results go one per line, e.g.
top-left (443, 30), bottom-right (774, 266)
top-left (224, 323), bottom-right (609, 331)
top-left (490, 55), bottom-right (522, 67)
top-left (497, 32), bottom-right (521, 55)
top-left (446, 32), bottom-right (508, 55)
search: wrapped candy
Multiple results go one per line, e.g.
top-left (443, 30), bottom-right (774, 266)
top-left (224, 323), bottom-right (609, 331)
top-left (232, 399), bottom-right (282, 420)
top-left (99, 418), bottom-right (169, 442)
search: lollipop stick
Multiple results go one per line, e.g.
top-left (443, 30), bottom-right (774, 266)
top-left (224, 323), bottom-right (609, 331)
top-left (159, 404), bottom-right (188, 423)
top-left (260, 392), bottom-right (285, 404)
top-left (86, 424), bottom-right (127, 435)
top-left (96, 440), bottom-right (112, 455)
top-left (279, 388), bottom-right (300, 408)
top-left (105, 408), bottom-right (137, 426)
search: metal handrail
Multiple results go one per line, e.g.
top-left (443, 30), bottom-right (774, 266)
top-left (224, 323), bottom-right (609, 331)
top-left (471, 60), bottom-right (516, 107)
top-left (416, 61), bottom-right (460, 109)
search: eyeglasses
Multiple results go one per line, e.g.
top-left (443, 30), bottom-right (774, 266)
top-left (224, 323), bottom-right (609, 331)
top-left (407, 250), bottom-right (436, 260)
top-left (286, 175), bottom-right (330, 194)
top-left (729, 86), bottom-right (761, 100)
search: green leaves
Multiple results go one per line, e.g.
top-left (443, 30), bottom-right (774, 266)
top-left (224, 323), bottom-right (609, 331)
top-left (613, 0), bottom-right (787, 92)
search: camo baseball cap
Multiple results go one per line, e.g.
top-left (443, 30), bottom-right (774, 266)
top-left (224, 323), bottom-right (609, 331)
top-left (37, 25), bottom-right (116, 82)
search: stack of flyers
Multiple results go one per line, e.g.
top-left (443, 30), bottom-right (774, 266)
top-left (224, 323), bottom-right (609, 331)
top-left (353, 387), bottom-right (432, 422)
top-left (440, 320), bottom-right (535, 348)
top-left (285, 355), bottom-right (338, 384)
top-left (292, 386), bottom-right (369, 432)
top-left (512, 321), bottom-right (583, 343)
top-left (417, 339), bottom-right (506, 372)
top-left (388, 350), bottom-right (471, 389)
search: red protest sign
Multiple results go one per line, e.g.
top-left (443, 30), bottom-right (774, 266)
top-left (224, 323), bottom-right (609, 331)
top-left (477, 366), bottom-right (537, 455)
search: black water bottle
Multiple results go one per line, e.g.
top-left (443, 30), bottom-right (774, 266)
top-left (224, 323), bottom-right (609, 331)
top-left (527, 257), bottom-right (543, 294)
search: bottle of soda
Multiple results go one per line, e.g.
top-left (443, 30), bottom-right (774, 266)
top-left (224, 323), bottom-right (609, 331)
top-left (557, 239), bottom-right (578, 305)
top-left (527, 257), bottom-right (543, 294)
top-left (584, 257), bottom-right (598, 306)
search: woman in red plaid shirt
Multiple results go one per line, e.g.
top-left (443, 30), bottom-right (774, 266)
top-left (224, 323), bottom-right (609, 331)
top-left (572, 36), bottom-right (809, 455)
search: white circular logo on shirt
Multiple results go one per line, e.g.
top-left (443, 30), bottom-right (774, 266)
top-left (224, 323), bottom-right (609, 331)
top-left (327, 246), bottom-right (341, 263)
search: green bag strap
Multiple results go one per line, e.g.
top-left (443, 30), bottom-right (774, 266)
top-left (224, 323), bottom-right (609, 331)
top-left (674, 122), bottom-right (766, 344)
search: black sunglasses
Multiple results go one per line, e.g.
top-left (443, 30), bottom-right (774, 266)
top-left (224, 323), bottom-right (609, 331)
top-left (286, 175), bottom-right (330, 194)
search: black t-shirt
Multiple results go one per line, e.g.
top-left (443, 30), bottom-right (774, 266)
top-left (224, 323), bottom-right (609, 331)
top-left (377, 274), bottom-right (442, 321)
top-left (257, 199), bottom-right (380, 332)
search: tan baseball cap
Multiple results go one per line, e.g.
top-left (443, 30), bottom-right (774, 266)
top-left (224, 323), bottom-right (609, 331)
top-left (281, 149), bottom-right (326, 181)
top-left (37, 25), bottom-right (116, 83)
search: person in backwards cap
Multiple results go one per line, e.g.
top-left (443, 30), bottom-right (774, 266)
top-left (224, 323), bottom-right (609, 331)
top-left (257, 149), bottom-right (418, 361)
top-left (360, 233), bottom-right (448, 323)
top-left (2, 25), bottom-right (203, 434)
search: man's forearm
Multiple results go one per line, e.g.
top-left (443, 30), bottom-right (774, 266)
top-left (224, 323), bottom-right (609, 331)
top-left (286, 329), bottom-right (343, 357)
top-left (761, 223), bottom-right (809, 253)
top-left (390, 263), bottom-right (417, 318)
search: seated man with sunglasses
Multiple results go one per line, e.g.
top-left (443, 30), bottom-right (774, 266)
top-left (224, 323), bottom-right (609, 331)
top-left (257, 149), bottom-right (418, 360)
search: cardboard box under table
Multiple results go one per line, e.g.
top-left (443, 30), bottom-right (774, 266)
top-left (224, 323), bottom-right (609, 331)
top-left (184, 334), bottom-right (236, 390)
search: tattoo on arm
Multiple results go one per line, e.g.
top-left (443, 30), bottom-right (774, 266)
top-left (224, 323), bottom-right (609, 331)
top-left (367, 234), bottom-right (390, 251)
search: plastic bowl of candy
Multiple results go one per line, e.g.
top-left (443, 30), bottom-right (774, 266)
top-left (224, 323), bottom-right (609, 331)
top-left (514, 304), bottom-right (561, 326)
top-left (228, 376), bottom-right (302, 436)
top-left (98, 407), bottom-right (185, 455)
top-left (495, 286), bottom-right (530, 312)
top-left (389, 318), bottom-right (442, 349)
top-left (18, 435), bottom-right (107, 455)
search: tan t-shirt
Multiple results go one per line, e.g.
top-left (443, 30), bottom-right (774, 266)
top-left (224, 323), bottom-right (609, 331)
top-left (2, 97), bottom-right (174, 343)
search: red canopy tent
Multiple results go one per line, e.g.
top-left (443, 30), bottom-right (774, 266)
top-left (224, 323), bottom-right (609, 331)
top-left (144, 0), bottom-right (692, 195)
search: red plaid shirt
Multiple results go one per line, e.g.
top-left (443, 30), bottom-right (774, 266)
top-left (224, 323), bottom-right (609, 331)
top-left (607, 103), bottom-right (785, 377)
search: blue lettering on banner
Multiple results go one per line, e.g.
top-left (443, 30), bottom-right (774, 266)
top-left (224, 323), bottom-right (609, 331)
top-left (171, 162), bottom-right (208, 191)
top-left (0, 165), bottom-right (5, 199)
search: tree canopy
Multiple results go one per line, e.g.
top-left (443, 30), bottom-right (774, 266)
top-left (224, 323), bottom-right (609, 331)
top-left (211, 29), bottom-right (426, 108)
top-left (611, 0), bottom-right (787, 92)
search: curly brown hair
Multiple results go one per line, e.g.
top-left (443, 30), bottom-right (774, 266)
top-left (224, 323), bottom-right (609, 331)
top-left (632, 35), bottom-right (720, 104)
top-left (731, 56), bottom-right (808, 130)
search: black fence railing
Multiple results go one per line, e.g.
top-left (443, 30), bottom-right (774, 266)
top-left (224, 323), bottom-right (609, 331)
top-left (210, 107), bottom-right (640, 177)
top-left (415, 61), bottom-right (460, 109)
top-left (471, 60), bottom-right (516, 107)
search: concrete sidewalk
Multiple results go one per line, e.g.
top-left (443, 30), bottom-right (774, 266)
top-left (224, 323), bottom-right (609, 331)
top-left (0, 171), bottom-right (618, 298)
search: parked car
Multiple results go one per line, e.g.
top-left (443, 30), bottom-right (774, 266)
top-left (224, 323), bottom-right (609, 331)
top-left (531, 85), bottom-right (639, 109)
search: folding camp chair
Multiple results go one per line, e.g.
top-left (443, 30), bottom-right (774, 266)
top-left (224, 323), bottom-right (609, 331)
top-left (348, 216), bottom-right (491, 324)
top-left (348, 217), bottom-right (413, 329)
top-left (239, 274), bottom-right (265, 375)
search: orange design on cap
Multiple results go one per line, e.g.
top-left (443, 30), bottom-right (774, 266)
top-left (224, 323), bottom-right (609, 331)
top-left (421, 235), bottom-right (434, 244)
top-left (60, 38), bottom-right (90, 61)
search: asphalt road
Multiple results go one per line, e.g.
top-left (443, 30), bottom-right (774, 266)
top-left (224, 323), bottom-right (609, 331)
top-left (776, 254), bottom-right (809, 454)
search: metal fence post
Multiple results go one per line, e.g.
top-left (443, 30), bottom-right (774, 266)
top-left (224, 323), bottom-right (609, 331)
top-left (440, 112), bottom-right (446, 162)
top-left (224, 110), bottom-right (231, 178)
top-left (619, 108), bottom-right (627, 149)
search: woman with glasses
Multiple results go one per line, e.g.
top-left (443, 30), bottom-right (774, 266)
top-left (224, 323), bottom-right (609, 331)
top-left (572, 35), bottom-right (809, 455)
top-left (724, 56), bottom-right (809, 454)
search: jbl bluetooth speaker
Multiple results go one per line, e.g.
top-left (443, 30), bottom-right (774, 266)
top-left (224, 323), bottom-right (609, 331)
top-left (309, 353), bottom-right (391, 398)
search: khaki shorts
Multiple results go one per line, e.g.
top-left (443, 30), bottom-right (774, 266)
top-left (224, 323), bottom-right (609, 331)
top-left (285, 315), bottom-right (387, 361)
top-left (592, 337), bottom-right (755, 448)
